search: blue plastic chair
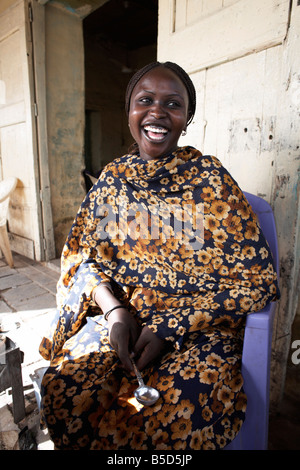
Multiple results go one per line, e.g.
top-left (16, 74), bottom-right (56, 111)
top-left (225, 192), bottom-right (279, 450)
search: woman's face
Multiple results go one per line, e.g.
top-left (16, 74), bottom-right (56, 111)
top-left (128, 67), bottom-right (189, 161)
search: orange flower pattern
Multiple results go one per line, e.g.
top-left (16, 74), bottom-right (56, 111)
top-left (39, 147), bottom-right (279, 450)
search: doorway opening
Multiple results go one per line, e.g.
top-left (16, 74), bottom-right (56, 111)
top-left (83, 0), bottom-right (158, 190)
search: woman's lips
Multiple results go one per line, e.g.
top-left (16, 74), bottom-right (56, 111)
top-left (143, 124), bottom-right (169, 142)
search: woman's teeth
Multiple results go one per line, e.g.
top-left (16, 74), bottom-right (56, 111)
top-left (144, 125), bottom-right (168, 134)
top-left (144, 125), bottom-right (168, 141)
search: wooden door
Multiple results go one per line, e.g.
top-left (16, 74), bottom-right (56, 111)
top-left (0, 0), bottom-right (54, 261)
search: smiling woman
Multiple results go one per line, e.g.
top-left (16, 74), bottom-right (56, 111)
top-left (39, 61), bottom-right (279, 450)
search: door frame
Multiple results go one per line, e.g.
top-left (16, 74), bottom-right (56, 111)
top-left (26, 0), bottom-right (55, 260)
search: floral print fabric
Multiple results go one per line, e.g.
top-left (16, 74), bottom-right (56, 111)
top-left (39, 146), bottom-right (279, 450)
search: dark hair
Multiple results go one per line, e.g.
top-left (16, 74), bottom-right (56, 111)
top-left (125, 61), bottom-right (196, 127)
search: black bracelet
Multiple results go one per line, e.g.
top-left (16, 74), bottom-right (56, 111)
top-left (104, 305), bottom-right (125, 321)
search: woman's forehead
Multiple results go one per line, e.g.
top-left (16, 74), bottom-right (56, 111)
top-left (132, 66), bottom-right (189, 97)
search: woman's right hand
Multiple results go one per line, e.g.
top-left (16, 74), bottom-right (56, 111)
top-left (107, 308), bottom-right (140, 372)
top-left (92, 284), bottom-right (140, 371)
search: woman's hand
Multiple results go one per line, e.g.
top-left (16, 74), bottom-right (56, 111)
top-left (92, 284), bottom-right (165, 372)
top-left (107, 308), bottom-right (140, 372)
top-left (133, 326), bottom-right (165, 371)
top-left (93, 284), bottom-right (140, 372)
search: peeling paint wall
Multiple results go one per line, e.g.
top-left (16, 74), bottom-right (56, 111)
top-left (158, 0), bottom-right (300, 409)
top-left (45, 3), bottom-right (86, 255)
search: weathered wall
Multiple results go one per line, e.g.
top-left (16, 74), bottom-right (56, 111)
top-left (158, 0), bottom-right (300, 409)
top-left (271, 2), bottom-right (300, 405)
top-left (45, 3), bottom-right (86, 256)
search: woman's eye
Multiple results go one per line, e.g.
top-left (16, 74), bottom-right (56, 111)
top-left (168, 101), bottom-right (180, 108)
top-left (136, 97), bottom-right (181, 108)
top-left (139, 97), bottom-right (152, 105)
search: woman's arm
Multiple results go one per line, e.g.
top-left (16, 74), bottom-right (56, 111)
top-left (92, 284), bottom-right (140, 371)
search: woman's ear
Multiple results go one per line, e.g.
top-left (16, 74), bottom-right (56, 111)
top-left (128, 142), bottom-right (139, 154)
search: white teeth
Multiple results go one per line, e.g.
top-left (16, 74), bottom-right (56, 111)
top-left (144, 125), bottom-right (168, 134)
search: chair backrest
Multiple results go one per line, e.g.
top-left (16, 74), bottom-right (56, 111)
top-left (225, 192), bottom-right (279, 450)
top-left (0, 177), bottom-right (17, 227)
top-left (244, 191), bottom-right (279, 276)
top-left (0, 177), bottom-right (17, 203)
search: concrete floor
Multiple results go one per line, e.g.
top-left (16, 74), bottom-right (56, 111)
top-left (0, 253), bottom-right (57, 450)
top-left (0, 252), bottom-right (299, 450)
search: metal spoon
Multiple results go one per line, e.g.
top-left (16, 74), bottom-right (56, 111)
top-left (130, 358), bottom-right (160, 406)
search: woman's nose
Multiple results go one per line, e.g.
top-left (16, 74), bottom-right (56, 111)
top-left (150, 101), bottom-right (166, 118)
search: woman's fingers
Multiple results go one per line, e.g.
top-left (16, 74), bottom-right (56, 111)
top-left (107, 309), bottom-right (141, 371)
top-left (134, 326), bottom-right (165, 371)
top-left (109, 321), bottom-right (133, 371)
top-left (108, 314), bottom-right (165, 372)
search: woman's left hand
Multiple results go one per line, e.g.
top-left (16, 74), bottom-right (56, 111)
top-left (132, 326), bottom-right (165, 371)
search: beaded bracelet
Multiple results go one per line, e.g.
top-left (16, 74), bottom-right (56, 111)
top-left (104, 305), bottom-right (125, 321)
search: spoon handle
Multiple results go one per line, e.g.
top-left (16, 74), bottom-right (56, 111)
top-left (131, 358), bottom-right (145, 387)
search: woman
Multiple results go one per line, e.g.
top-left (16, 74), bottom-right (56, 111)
top-left (39, 62), bottom-right (279, 450)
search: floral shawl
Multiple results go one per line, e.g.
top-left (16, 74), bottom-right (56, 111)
top-left (40, 146), bottom-right (279, 361)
